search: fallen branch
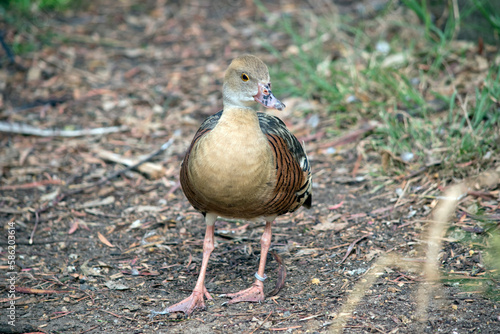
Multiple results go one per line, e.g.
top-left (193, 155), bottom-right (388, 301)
top-left (15, 287), bottom-right (72, 294)
top-left (0, 121), bottom-right (128, 137)
top-left (0, 179), bottom-right (64, 191)
top-left (94, 148), bottom-right (166, 179)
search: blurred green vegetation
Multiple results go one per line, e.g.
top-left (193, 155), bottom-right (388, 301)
top-left (0, 0), bottom-right (75, 14)
top-left (0, 0), bottom-right (82, 56)
top-left (258, 0), bottom-right (499, 175)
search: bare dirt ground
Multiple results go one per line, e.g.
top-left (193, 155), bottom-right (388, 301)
top-left (1, 1), bottom-right (499, 333)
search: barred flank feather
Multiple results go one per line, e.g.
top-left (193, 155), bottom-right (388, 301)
top-left (260, 112), bottom-right (312, 215)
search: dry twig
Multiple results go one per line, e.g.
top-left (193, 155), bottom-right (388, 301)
top-left (248, 311), bottom-right (272, 334)
top-left (338, 234), bottom-right (371, 264)
top-left (0, 121), bottom-right (128, 137)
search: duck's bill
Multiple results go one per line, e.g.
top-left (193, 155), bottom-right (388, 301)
top-left (254, 82), bottom-right (286, 111)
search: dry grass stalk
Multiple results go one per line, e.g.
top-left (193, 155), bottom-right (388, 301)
top-left (329, 167), bottom-right (500, 332)
top-left (415, 184), bottom-right (464, 322)
top-left (328, 254), bottom-right (413, 333)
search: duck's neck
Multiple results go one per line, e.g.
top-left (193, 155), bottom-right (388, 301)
top-left (222, 84), bottom-right (257, 110)
top-left (223, 99), bottom-right (257, 111)
top-left (217, 106), bottom-right (260, 133)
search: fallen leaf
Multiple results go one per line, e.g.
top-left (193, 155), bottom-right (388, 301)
top-left (313, 221), bottom-right (348, 231)
top-left (68, 220), bottom-right (79, 234)
top-left (295, 248), bottom-right (318, 257)
top-left (127, 219), bottom-right (143, 230)
top-left (365, 249), bottom-right (382, 262)
top-left (105, 281), bottom-right (129, 290)
top-left (77, 196), bottom-right (115, 209)
top-left (135, 205), bottom-right (163, 212)
top-left (328, 201), bottom-right (344, 210)
top-left (16, 287), bottom-right (70, 294)
top-left (40, 189), bottom-right (60, 202)
top-left (98, 231), bottom-right (115, 248)
top-left (27, 63), bottom-right (42, 82)
top-left (381, 52), bottom-right (410, 68)
top-left (81, 259), bottom-right (104, 277)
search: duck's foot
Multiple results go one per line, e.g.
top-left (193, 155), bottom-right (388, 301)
top-left (223, 282), bottom-right (265, 304)
top-left (150, 289), bottom-right (212, 317)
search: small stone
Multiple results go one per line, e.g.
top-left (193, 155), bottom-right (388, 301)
top-left (376, 40), bottom-right (390, 54)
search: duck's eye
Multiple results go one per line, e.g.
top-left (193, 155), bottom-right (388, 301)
top-left (241, 73), bottom-right (249, 82)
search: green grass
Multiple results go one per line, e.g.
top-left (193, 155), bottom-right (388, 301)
top-left (258, 0), bottom-right (499, 173)
top-left (471, 0), bottom-right (500, 43)
top-left (0, 0), bottom-right (74, 14)
top-left (0, 0), bottom-right (81, 56)
top-left (484, 231), bottom-right (500, 300)
top-left (443, 218), bottom-right (500, 301)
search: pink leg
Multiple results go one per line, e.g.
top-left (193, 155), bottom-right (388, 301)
top-left (151, 224), bottom-right (215, 316)
top-left (225, 221), bottom-right (272, 304)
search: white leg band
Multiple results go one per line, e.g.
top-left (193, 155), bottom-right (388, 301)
top-left (255, 272), bottom-right (268, 282)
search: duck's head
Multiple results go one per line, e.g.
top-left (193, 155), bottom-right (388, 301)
top-left (222, 54), bottom-right (285, 111)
